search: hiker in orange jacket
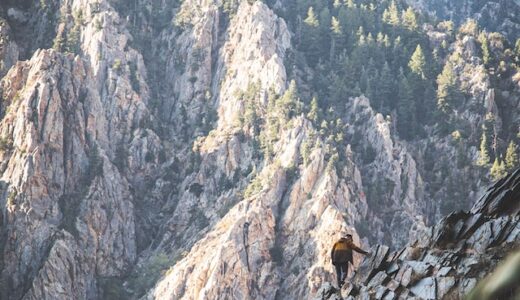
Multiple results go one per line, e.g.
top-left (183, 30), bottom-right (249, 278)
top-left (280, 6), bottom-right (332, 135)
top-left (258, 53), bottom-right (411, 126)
top-left (331, 234), bottom-right (370, 287)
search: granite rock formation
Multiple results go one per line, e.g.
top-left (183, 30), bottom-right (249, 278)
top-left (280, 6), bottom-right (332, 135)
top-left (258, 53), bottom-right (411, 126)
top-left (317, 168), bottom-right (520, 299)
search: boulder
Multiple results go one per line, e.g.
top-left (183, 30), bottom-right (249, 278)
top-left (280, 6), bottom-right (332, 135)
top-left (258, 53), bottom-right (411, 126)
top-left (410, 277), bottom-right (436, 300)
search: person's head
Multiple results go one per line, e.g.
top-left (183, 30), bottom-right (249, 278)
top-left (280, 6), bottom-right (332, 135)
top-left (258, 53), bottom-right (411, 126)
top-left (342, 233), bottom-right (353, 241)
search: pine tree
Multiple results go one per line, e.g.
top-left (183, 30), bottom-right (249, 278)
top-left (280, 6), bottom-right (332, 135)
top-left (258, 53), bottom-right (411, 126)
top-left (477, 131), bottom-right (491, 167)
top-left (366, 58), bottom-right (377, 80)
top-left (382, 9), bottom-right (390, 25)
top-left (421, 80), bottom-right (436, 123)
top-left (500, 160), bottom-right (507, 178)
top-left (302, 7), bottom-right (322, 65)
top-left (408, 44), bottom-right (427, 79)
top-left (378, 62), bottom-right (395, 112)
top-left (318, 8), bottom-right (332, 58)
top-left (358, 33), bottom-right (366, 46)
top-left (490, 158), bottom-right (507, 181)
top-left (307, 97), bottom-right (321, 123)
top-left (366, 32), bottom-right (374, 45)
top-left (505, 141), bottom-right (519, 172)
top-left (333, 0), bottom-right (341, 9)
top-left (484, 113), bottom-right (498, 157)
top-left (397, 70), bottom-right (416, 140)
top-left (365, 76), bottom-right (374, 100)
top-left (319, 8), bottom-right (331, 30)
top-left (328, 70), bottom-right (351, 103)
top-left (363, 4), bottom-right (377, 33)
top-left (357, 26), bottom-right (365, 39)
top-left (383, 1), bottom-right (400, 26)
top-left (436, 62), bottom-right (458, 114)
top-left (478, 33), bottom-right (491, 65)
top-left (402, 7), bottom-right (418, 31)
top-left (360, 66), bottom-right (368, 92)
top-left (331, 16), bottom-right (342, 35)
top-left (392, 36), bottom-right (404, 66)
top-left (53, 35), bottom-right (65, 52)
top-left (341, 2), bottom-right (360, 40)
top-left (304, 7), bottom-right (319, 27)
top-left (337, 7), bottom-right (352, 48)
top-left (65, 10), bottom-right (84, 54)
top-left (65, 26), bottom-right (80, 54)
top-left (277, 80), bottom-right (301, 121)
top-left (330, 16), bottom-right (343, 59)
top-left (383, 34), bottom-right (391, 48)
top-left (376, 32), bottom-right (384, 44)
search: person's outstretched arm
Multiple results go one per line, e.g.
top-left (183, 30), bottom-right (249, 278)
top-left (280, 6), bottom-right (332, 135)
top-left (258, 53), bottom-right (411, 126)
top-left (352, 244), bottom-right (369, 255)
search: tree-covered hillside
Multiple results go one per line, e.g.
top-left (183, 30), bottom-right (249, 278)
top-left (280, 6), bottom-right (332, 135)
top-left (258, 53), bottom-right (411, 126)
top-left (259, 0), bottom-right (520, 219)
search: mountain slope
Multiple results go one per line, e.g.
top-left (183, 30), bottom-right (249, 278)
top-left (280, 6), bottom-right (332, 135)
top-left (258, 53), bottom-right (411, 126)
top-left (0, 0), bottom-right (519, 299)
top-left (317, 167), bottom-right (520, 299)
top-left (407, 0), bottom-right (520, 40)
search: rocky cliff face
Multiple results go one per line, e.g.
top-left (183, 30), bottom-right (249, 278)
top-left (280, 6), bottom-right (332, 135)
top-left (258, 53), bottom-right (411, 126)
top-left (316, 167), bottom-right (520, 300)
top-left (0, 0), bottom-right (519, 299)
top-left (0, 0), bottom-right (153, 298)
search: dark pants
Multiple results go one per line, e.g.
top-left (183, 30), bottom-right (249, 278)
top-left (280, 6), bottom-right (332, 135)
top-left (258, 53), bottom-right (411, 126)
top-left (334, 262), bottom-right (349, 287)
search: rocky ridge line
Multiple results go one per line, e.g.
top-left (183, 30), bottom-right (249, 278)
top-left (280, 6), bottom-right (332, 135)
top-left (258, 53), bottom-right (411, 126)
top-left (317, 168), bottom-right (520, 299)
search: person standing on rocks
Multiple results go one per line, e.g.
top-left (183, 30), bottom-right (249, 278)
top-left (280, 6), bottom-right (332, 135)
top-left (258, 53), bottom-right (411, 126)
top-left (331, 234), bottom-right (370, 288)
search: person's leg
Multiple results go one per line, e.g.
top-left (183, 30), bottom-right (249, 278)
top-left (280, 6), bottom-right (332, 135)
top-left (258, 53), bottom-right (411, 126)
top-left (335, 264), bottom-right (342, 287)
top-left (341, 263), bottom-right (349, 284)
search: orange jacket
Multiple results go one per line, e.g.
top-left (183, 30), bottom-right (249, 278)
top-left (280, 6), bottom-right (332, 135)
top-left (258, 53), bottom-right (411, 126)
top-left (331, 238), bottom-right (368, 264)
